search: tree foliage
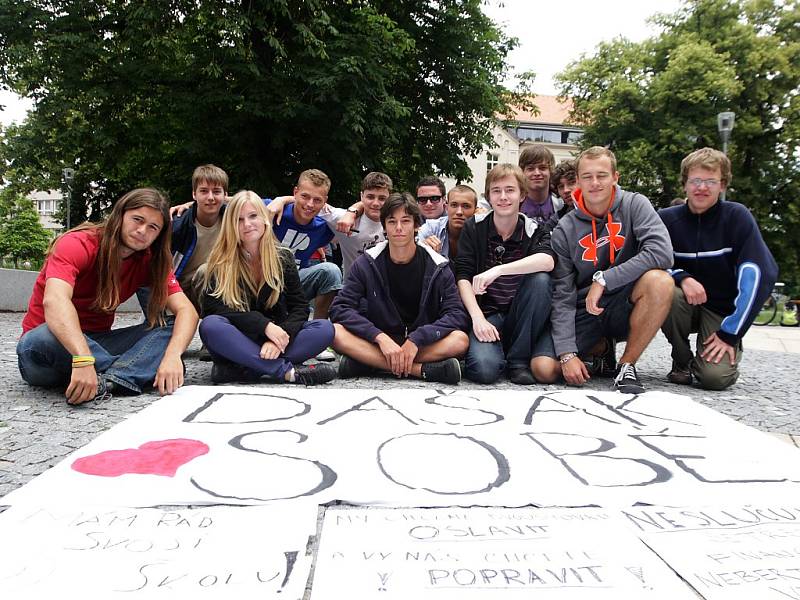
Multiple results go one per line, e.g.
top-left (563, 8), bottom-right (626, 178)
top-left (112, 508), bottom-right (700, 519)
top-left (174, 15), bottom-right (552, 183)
top-left (0, 0), bottom-right (517, 219)
top-left (0, 189), bottom-right (51, 269)
top-left (557, 0), bottom-right (800, 287)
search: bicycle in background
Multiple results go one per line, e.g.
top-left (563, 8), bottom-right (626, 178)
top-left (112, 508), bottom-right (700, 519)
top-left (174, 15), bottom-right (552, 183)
top-left (753, 282), bottom-right (799, 326)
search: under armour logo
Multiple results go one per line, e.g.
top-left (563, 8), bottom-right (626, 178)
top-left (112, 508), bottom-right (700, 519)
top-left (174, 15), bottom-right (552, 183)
top-left (578, 222), bottom-right (626, 263)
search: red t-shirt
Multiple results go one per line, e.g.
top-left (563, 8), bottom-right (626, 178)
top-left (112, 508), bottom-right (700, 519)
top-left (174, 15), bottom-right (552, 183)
top-left (21, 229), bottom-right (181, 334)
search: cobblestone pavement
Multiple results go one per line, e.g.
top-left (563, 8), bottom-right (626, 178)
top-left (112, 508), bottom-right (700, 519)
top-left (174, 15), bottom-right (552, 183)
top-left (1, 312), bottom-right (798, 499)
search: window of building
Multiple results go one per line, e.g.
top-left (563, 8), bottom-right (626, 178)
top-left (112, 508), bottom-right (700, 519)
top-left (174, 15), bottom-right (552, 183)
top-left (516, 128), bottom-right (562, 144)
top-left (486, 151), bottom-right (500, 172)
top-left (566, 131), bottom-right (583, 145)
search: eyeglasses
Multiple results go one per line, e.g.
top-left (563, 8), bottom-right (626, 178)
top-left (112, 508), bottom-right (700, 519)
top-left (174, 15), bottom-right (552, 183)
top-left (417, 195), bottom-right (443, 204)
top-left (687, 178), bottom-right (721, 188)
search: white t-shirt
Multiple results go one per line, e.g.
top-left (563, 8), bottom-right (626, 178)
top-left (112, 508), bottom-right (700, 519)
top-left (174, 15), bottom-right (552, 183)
top-left (319, 205), bottom-right (386, 276)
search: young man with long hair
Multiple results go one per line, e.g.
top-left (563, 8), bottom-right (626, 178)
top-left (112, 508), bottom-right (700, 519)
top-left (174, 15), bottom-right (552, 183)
top-left (17, 188), bottom-right (198, 404)
top-left (199, 191), bottom-right (336, 385)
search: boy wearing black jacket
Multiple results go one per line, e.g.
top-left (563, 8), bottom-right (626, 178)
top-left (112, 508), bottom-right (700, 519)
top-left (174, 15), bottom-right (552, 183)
top-left (330, 193), bottom-right (469, 384)
top-left (455, 164), bottom-right (560, 385)
top-left (659, 148), bottom-right (778, 390)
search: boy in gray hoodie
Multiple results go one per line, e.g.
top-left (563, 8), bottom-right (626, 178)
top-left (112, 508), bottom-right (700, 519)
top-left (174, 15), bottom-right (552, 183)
top-left (550, 146), bottom-right (674, 393)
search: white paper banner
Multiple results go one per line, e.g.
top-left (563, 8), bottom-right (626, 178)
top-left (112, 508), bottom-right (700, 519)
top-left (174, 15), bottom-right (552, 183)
top-left (0, 504), bottom-right (317, 599)
top-left (3, 386), bottom-right (799, 508)
top-left (622, 502), bottom-right (800, 600)
top-left (310, 506), bottom-right (697, 599)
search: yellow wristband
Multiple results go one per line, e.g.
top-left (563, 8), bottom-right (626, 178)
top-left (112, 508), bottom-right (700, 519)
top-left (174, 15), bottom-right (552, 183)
top-left (72, 355), bottom-right (96, 368)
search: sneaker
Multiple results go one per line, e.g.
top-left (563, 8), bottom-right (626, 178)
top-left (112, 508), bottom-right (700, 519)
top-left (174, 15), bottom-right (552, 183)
top-left (338, 355), bottom-right (375, 379)
top-left (667, 362), bottom-right (693, 385)
top-left (508, 366), bottom-right (536, 385)
top-left (93, 377), bottom-right (114, 403)
top-left (421, 358), bottom-right (461, 385)
top-left (211, 362), bottom-right (259, 384)
top-left (589, 337), bottom-right (617, 377)
top-left (294, 363), bottom-right (337, 385)
top-left (613, 362), bottom-right (645, 394)
top-left (198, 344), bottom-right (213, 362)
top-left (315, 347), bottom-right (337, 361)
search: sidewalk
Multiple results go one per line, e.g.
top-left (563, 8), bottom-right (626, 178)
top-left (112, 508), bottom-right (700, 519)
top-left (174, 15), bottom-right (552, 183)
top-left (743, 324), bottom-right (800, 353)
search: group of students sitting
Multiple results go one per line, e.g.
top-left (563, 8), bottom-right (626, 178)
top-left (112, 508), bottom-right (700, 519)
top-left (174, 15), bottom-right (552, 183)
top-left (15, 143), bottom-right (778, 405)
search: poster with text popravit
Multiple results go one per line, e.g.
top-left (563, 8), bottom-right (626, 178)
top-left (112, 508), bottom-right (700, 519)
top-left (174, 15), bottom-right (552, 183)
top-left (622, 503), bottom-right (800, 600)
top-left (310, 506), bottom-right (697, 599)
top-left (0, 504), bottom-right (316, 599)
top-left (3, 386), bottom-right (800, 508)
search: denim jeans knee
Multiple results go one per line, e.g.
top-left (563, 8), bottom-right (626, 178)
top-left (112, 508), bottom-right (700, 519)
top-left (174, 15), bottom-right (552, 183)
top-left (16, 324), bottom-right (72, 387)
top-left (298, 262), bottom-right (343, 301)
top-left (465, 340), bottom-right (506, 384)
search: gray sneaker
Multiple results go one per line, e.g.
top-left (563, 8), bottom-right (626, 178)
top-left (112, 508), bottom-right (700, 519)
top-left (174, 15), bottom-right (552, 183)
top-left (613, 362), bottom-right (645, 394)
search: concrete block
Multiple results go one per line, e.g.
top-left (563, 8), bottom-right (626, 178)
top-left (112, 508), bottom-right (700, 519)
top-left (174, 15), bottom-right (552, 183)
top-left (0, 268), bottom-right (141, 312)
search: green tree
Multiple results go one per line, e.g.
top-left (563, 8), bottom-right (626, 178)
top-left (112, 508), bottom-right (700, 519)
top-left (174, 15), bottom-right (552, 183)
top-left (0, 191), bottom-right (51, 269)
top-left (0, 0), bottom-right (517, 218)
top-left (556, 0), bottom-right (800, 287)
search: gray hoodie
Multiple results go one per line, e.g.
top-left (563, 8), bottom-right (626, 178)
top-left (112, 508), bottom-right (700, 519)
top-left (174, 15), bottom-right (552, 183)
top-left (550, 185), bottom-right (673, 356)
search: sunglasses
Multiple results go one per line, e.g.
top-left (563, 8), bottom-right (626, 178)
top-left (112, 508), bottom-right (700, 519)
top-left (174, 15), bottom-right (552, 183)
top-left (417, 195), bottom-right (443, 204)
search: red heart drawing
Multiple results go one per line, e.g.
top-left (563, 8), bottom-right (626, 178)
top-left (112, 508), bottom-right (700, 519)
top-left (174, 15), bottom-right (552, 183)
top-left (71, 439), bottom-right (209, 477)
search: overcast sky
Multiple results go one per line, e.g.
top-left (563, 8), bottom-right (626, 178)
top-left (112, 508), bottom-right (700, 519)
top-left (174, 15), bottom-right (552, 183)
top-left (0, 0), bottom-right (684, 126)
top-left (484, 0), bottom-right (685, 94)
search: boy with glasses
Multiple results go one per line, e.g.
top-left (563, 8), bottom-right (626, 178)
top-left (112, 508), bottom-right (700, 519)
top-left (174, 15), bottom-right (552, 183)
top-left (416, 176), bottom-right (447, 220)
top-left (659, 147), bottom-right (777, 390)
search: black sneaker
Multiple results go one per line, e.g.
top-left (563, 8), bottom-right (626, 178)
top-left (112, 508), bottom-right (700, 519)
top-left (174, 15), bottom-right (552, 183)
top-left (667, 362), bottom-right (693, 385)
top-left (93, 376), bottom-right (114, 403)
top-left (588, 337), bottom-right (617, 377)
top-left (613, 362), bottom-right (645, 394)
top-left (421, 358), bottom-right (461, 384)
top-left (211, 362), bottom-right (259, 384)
top-left (508, 366), bottom-right (536, 385)
top-left (294, 363), bottom-right (337, 385)
top-left (338, 355), bottom-right (375, 379)
top-left (198, 344), bottom-right (213, 362)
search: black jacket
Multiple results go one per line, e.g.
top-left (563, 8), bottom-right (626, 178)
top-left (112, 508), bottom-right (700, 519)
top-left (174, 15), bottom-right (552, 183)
top-left (171, 201), bottom-right (226, 278)
top-left (200, 249), bottom-right (308, 343)
top-left (330, 242), bottom-right (468, 347)
top-left (659, 200), bottom-right (778, 345)
top-left (454, 211), bottom-right (554, 309)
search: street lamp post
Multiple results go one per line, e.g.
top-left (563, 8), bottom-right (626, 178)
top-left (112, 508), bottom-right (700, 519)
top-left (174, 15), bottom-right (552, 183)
top-left (717, 111), bottom-right (735, 201)
top-left (62, 168), bottom-right (74, 231)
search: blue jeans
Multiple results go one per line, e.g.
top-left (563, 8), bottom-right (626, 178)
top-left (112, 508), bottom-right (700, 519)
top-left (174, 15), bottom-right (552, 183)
top-left (299, 261), bottom-right (342, 301)
top-left (16, 322), bottom-right (175, 394)
top-left (199, 316), bottom-right (334, 380)
top-left (465, 272), bottom-right (554, 384)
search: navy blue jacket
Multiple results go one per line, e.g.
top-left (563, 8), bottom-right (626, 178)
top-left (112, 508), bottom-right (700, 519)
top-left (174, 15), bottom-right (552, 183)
top-left (170, 202), bottom-right (226, 278)
top-left (659, 200), bottom-right (778, 345)
top-left (330, 242), bottom-right (469, 347)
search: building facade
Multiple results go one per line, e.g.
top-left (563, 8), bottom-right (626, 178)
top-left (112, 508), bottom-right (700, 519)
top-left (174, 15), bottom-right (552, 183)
top-left (443, 95), bottom-right (583, 200)
top-left (28, 190), bottom-right (63, 235)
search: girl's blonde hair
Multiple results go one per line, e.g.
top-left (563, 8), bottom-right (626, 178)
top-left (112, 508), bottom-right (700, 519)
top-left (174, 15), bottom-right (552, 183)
top-left (204, 191), bottom-right (284, 311)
